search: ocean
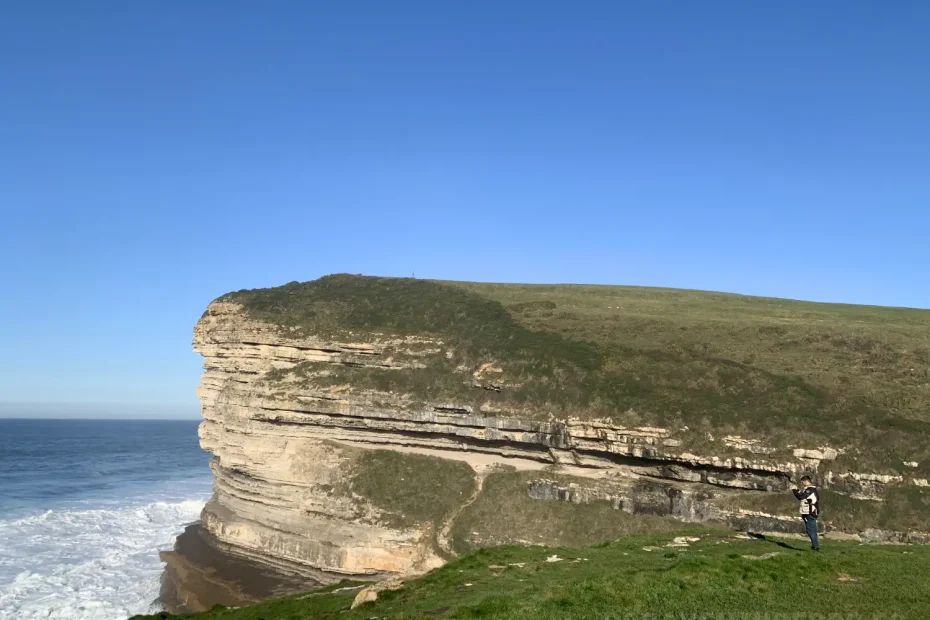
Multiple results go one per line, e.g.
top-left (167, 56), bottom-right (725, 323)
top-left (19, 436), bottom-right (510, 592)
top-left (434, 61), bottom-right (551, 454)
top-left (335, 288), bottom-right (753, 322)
top-left (0, 418), bottom-right (213, 620)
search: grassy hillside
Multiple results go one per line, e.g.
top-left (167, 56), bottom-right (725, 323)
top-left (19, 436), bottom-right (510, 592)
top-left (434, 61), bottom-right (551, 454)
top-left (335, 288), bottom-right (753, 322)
top-left (222, 275), bottom-right (930, 472)
top-left (345, 448), bottom-right (476, 534)
top-left (131, 532), bottom-right (930, 619)
top-left (448, 470), bottom-right (706, 554)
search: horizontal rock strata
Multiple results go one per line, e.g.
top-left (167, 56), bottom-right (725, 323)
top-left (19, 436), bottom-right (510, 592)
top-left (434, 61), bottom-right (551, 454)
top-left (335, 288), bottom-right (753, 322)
top-left (165, 299), bottom-right (930, 610)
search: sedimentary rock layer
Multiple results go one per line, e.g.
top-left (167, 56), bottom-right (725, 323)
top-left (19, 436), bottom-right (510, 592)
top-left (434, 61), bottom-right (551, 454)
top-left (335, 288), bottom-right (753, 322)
top-left (165, 296), bottom-right (930, 610)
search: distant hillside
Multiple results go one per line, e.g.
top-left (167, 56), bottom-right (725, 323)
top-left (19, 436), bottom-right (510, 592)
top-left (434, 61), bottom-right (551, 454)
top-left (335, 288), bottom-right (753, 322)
top-left (223, 274), bottom-right (930, 473)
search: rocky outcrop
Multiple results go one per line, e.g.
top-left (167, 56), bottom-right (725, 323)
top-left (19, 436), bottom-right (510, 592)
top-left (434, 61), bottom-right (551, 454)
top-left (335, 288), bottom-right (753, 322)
top-left (164, 298), bottom-right (930, 611)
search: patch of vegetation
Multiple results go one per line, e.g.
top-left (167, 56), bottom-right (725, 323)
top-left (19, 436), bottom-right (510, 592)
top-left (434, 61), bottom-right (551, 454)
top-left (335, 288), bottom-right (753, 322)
top-left (224, 275), bottom-right (930, 471)
top-left (130, 532), bottom-right (930, 620)
top-left (509, 300), bottom-right (557, 313)
top-left (875, 486), bottom-right (930, 531)
top-left (346, 449), bottom-right (476, 532)
top-left (130, 579), bottom-right (363, 620)
top-left (449, 470), bottom-right (705, 554)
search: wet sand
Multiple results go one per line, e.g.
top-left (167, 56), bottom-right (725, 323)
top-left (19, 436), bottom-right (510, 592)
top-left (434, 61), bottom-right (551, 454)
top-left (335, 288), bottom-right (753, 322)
top-left (159, 523), bottom-right (321, 613)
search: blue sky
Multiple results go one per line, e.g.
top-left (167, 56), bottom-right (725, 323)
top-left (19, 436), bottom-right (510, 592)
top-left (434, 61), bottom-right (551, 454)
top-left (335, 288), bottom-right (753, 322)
top-left (1, 2), bottom-right (928, 418)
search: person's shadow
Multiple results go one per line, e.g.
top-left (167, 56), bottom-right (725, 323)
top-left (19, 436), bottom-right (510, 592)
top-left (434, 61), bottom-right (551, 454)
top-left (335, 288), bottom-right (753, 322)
top-left (745, 532), bottom-right (804, 551)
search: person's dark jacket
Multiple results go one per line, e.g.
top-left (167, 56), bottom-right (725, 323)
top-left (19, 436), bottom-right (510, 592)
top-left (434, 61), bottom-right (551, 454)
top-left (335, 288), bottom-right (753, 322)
top-left (793, 484), bottom-right (819, 517)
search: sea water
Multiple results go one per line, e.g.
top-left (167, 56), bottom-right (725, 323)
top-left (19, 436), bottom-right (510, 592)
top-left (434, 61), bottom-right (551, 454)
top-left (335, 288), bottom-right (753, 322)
top-left (0, 418), bottom-right (213, 620)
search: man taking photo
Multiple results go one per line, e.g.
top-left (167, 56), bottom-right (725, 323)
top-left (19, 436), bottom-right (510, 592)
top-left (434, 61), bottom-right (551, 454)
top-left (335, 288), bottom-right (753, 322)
top-left (791, 475), bottom-right (820, 552)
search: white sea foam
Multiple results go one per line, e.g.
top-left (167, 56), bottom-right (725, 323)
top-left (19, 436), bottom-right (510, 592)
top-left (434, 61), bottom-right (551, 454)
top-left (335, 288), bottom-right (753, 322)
top-left (0, 498), bottom-right (206, 620)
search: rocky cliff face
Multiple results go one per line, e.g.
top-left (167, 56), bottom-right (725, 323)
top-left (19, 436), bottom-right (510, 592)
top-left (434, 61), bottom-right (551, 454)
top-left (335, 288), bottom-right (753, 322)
top-left (160, 290), bottom-right (930, 611)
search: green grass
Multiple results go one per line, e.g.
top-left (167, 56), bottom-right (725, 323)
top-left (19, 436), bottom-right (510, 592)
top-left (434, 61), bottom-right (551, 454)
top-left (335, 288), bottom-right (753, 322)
top-left (223, 275), bottom-right (930, 473)
top-left (131, 532), bottom-right (930, 619)
top-left (345, 449), bottom-right (476, 534)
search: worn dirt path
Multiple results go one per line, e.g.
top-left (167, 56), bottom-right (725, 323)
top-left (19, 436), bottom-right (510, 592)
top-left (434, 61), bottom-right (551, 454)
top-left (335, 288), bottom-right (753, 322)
top-left (437, 473), bottom-right (486, 557)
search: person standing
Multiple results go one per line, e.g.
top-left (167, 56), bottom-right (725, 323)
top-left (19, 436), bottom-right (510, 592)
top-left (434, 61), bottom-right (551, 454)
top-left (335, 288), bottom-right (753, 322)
top-left (791, 475), bottom-right (820, 551)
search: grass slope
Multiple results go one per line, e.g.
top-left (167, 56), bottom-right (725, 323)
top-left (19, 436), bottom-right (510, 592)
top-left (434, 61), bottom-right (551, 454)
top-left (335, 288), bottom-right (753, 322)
top-left (131, 532), bottom-right (930, 620)
top-left (224, 275), bottom-right (930, 473)
top-left (449, 470), bottom-right (698, 554)
top-left (346, 449), bottom-right (476, 534)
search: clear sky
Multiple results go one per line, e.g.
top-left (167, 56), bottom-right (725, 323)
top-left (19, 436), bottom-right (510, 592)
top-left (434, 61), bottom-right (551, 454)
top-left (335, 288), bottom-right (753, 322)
top-left (1, 2), bottom-right (928, 418)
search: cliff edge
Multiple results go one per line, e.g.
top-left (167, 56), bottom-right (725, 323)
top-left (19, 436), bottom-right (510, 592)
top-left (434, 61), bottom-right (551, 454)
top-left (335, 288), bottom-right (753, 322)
top-left (164, 275), bottom-right (930, 611)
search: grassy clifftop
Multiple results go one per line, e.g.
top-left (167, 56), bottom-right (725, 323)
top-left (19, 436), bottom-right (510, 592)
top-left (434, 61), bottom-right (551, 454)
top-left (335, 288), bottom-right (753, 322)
top-left (222, 275), bottom-right (930, 471)
top-left (132, 532), bottom-right (930, 620)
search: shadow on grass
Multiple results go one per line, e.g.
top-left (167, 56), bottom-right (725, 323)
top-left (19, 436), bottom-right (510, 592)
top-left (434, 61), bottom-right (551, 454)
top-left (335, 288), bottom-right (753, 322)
top-left (746, 532), bottom-right (805, 551)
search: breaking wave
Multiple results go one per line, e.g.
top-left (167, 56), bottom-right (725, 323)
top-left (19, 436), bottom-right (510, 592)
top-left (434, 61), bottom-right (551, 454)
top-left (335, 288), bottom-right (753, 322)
top-left (0, 498), bottom-right (207, 620)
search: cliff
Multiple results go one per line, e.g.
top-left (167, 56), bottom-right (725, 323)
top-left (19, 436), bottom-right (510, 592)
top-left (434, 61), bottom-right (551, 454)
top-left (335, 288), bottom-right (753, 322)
top-left (163, 275), bottom-right (930, 611)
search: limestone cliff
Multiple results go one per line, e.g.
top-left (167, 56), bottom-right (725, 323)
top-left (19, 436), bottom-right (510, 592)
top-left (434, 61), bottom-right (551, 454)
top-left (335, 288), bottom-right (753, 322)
top-left (165, 276), bottom-right (930, 610)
